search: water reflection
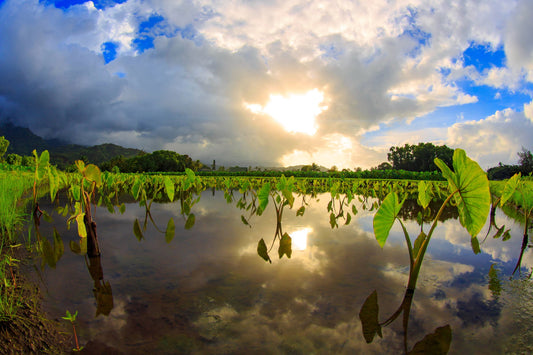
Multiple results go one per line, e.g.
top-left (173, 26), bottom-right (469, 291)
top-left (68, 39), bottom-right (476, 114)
top-left (32, 190), bottom-right (533, 354)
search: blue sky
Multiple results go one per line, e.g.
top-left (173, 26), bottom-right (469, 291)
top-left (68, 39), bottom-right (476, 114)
top-left (0, 0), bottom-right (532, 169)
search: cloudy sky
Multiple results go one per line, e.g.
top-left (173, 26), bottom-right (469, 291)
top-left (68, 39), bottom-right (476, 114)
top-left (0, 0), bottom-right (532, 169)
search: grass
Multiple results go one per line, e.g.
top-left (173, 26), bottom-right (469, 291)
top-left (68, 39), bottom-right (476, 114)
top-left (0, 170), bottom-right (34, 321)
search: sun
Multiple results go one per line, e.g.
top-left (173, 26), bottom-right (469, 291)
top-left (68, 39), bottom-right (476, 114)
top-left (246, 89), bottom-right (327, 135)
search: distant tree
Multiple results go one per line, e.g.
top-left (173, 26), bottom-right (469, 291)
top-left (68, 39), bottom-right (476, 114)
top-left (387, 143), bottom-right (453, 172)
top-left (6, 153), bottom-right (22, 166)
top-left (487, 164), bottom-right (521, 180)
top-left (517, 147), bottom-right (533, 175)
top-left (329, 165), bottom-right (338, 172)
top-left (374, 162), bottom-right (392, 170)
top-left (301, 162), bottom-right (322, 172)
top-left (100, 150), bottom-right (199, 173)
top-left (0, 136), bottom-right (9, 161)
top-left (21, 155), bottom-right (34, 167)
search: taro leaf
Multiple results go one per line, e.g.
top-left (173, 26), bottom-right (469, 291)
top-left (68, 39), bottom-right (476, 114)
top-left (500, 173), bottom-right (520, 207)
top-left (278, 233), bottom-right (292, 259)
top-left (417, 180), bottom-right (432, 209)
top-left (133, 219), bottom-right (144, 241)
top-left (185, 168), bottom-right (196, 182)
top-left (132, 179), bottom-right (142, 200)
top-left (373, 193), bottom-right (404, 248)
top-left (185, 213), bottom-right (195, 230)
top-left (70, 185), bottom-right (81, 202)
top-left (408, 324), bottom-right (452, 355)
top-left (165, 218), bottom-right (175, 243)
top-left (164, 176), bottom-right (175, 202)
top-left (53, 227), bottom-right (64, 262)
top-left (119, 203), bottom-right (126, 214)
top-left (359, 290), bottom-right (382, 343)
top-left (37, 150), bottom-right (50, 180)
top-left (282, 188), bottom-right (294, 208)
top-left (413, 231), bottom-right (427, 260)
top-left (296, 206), bottom-right (305, 217)
top-left (241, 215), bottom-right (251, 227)
top-left (75, 211), bottom-right (87, 238)
top-left (471, 236), bottom-right (480, 254)
top-left (257, 238), bottom-right (271, 263)
top-left (257, 183), bottom-right (271, 213)
top-left (75, 160), bottom-right (85, 174)
top-left (352, 204), bottom-right (358, 216)
top-left (435, 149), bottom-right (491, 238)
top-left (84, 164), bottom-right (102, 187)
top-left (48, 167), bottom-right (59, 202)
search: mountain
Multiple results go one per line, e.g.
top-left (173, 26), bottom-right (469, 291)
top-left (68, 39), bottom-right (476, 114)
top-left (0, 121), bottom-right (143, 168)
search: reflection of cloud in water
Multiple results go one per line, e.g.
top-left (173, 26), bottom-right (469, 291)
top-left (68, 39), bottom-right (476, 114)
top-left (39, 191), bottom-right (533, 354)
top-left (289, 227), bottom-right (311, 250)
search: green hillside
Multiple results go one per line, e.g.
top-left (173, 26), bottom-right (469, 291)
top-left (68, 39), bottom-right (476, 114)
top-left (0, 122), bottom-right (143, 168)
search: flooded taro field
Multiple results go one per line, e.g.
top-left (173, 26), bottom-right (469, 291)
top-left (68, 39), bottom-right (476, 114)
top-left (27, 185), bottom-right (533, 354)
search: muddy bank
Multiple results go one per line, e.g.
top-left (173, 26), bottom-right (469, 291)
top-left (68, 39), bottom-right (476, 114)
top-left (0, 269), bottom-right (71, 354)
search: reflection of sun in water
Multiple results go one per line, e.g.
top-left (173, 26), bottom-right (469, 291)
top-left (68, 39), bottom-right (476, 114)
top-left (290, 227), bottom-right (312, 251)
top-left (245, 89), bottom-right (327, 135)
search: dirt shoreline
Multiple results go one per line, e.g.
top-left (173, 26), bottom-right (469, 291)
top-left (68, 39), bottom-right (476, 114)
top-left (0, 268), bottom-right (72, 354)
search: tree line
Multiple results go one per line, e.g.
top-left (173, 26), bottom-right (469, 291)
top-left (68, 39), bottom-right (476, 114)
top-left (1, 135), bottom-right (531, 178)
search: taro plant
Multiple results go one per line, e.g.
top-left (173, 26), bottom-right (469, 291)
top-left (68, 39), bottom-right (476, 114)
top-left (62, 310), bottom-right (83, 352)
top-left (494, 173), bottom-right (533, 275)
top-left (67, 161), bottom-right (102, 257)
top-left (255, 175), bottom-right (301, 263)
top-left (360, 149), bottom-right (491, 354)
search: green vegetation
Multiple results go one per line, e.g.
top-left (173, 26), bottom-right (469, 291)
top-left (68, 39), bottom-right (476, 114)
top-left (361, 149), bottom-right (490, 353)
top-left (385, 142), bottom-right (454, 172)
top-left (1, 130), bottom-right (533, 353)
top-left (100, 150), bottom-right (202, 173)
top-left (487, 148), bottom-right (533, 180)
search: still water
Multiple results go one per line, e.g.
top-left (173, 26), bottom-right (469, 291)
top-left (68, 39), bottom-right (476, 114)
top-left (32, 190), bottom-right (533, 354)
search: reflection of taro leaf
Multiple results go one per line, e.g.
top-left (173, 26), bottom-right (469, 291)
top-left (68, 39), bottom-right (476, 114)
top-left (296, 206), bottom-right (305, 216)
top-left (408, 324), bottom-right (452, 355)
top-left (278, 233), bottom-right (292, 259)
top-left (352, 204), bottom-right (358, 216)
top-left (119, 203), bottom-right (126, 214)
top-left (241, 215), bottom-right (250, 227)
top-left (165, 218), bottom-right (175, 243)
top-left (435, 149), bottom-right (491, 238)
top-left (471, 236), bottom-right (480, 254)
top-left (40, 238), bottom-right (55, 268)
top-left (95, 281), bottom-right (113, 317)
top-left (492, 226), bottom-right (505, 239)
top-left (329, 212), bottom-right (337, 229)
top-left (133, 219), bottom-right (144, 241)
top-left (502, 229), bottom-right (511, 241)
top-left (69, 238), bottom-right (87, 255)
top-left (185, 213), bottom-right (196, 230)
top-left (53, 227), bottom-right (64, 262)
top-left (359, 290), bottom-right (382, 343)
top-left (345, 212), bottom-right (352, 225)
top-left (257, 238), bottom-right (271, 263)
top-left (488, 264), bottom-right (501, 299)
top-left (373, 193), bottom-right (404, 248)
